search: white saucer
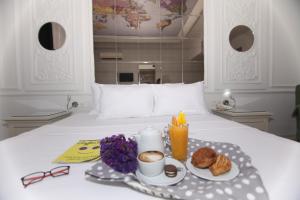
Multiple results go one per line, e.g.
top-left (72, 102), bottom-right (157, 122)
top-left (186, 157), bottom-right (239, 181)
top-left (136, 157), bottom-right (186, 186)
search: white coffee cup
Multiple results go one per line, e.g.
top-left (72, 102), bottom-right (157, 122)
top-left (138, 151), bottom-right (165, 177)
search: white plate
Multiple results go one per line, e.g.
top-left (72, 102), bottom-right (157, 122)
top-left (186, 157), bottom-right (239, 181)
top-left (136, 157), bottom-right (186, 186)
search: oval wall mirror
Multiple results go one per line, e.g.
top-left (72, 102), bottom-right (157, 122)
top-left (229, 25), bottom-right (254, 52)
top-left (38, 22), bottom-right (66, 50)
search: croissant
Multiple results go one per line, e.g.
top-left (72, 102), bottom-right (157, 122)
top-left (209, 154), bottom-right (232, 176)
top-left (191, 147), bottom-right (217, 168)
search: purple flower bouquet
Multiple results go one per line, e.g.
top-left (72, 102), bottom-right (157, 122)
top-left (100, 135), bottom-right (138, 174)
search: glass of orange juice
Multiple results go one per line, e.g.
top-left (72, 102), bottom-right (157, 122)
top-left (168, 123), bottom-right (189, 161)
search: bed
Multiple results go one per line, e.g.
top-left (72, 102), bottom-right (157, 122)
top-left (1, 83), bottom-right (300, 200)
top-left (0, 112), bottom-right (300, 200)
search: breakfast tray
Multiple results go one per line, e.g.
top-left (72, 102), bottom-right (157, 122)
top-left (85, 138), bottom-right (269, 200)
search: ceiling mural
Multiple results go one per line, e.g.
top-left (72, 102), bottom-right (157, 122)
top-left (93, 0), bottom-right (198, 36)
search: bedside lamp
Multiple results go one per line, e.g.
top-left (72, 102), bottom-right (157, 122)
top-left (222, 89), bottom-right (236, 109)
top-left (66, 95), bottom-right (78, 111)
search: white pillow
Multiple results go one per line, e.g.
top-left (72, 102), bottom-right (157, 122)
top-left (97, 84), bottom-right (154, 119)
top-left (89, 83), bottom-right (102, 115)
top-left (153, 81), bottom-right (207, 116)
top-left (90, 83), bottom-right (183, 115)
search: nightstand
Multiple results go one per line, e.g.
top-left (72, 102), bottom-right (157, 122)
top-left (2, 111), bottom-right (71, 137)
top-left (212, 109), bottom-right (272, 132)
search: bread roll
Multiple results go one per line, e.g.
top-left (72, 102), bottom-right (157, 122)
top-left (191, 147), bottom-right (217, 168)
top-left (209, 154), bottom-right (232, 176)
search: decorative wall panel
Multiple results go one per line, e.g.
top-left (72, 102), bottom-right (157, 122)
top-left (34, 51), bottom-right (73, 82)
top-left (208, 0), bottom-right (270, 91)
top-left (222, 0), bottom-right (260, 84)
top-left (14, 0), bottom-right (95, 93)
top-left (32, 0), bottom-right (74, 84)
top-left (225, 52), bottom-right (258, 82)
top-left (24, 0), bottom-right (75, 90)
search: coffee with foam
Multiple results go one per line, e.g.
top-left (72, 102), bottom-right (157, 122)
top-left (138, 151), bottom-right (164, 162)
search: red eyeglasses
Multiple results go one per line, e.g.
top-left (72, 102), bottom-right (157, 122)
top-left (21, 166), bottom-right (70, 188)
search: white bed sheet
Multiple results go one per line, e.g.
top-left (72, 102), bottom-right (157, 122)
top-left (0, 113), bottom-right (300, 200)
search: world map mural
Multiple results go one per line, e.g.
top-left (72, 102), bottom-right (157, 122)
top-left (93, 0), bottom-right (198, 36)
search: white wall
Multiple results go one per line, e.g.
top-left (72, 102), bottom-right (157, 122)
top-left (271, 0), bottom-right (300, 87)
top-left (204, 0), bottom-right (300, 137)
top-left (0, 0), bottom-right (95, 140)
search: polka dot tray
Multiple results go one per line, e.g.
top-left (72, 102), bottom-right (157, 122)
top-left (85, 138), bottom-right (269, 200)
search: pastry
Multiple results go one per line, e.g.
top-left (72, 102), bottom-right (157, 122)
top-left (209, 154), bottom-right (232, 176)
top-left (191, 147), bottom-right (217, 168)
top-left (164, 164), bottom-right (177, 177)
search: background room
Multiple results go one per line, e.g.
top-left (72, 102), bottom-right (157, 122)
top-left (0, 0), bottom-right (300, 141)
top-left (1, 1), bottom-right (300, 200)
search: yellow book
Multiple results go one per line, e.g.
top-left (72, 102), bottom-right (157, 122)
top-left (54, 140), bottom-right (100, 163)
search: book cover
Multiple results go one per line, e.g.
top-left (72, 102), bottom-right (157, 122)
top-left (54, 140), bottom-right (100, 163)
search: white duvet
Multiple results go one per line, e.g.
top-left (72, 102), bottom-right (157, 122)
top-left (0, 113), bottom-right (300, 200)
